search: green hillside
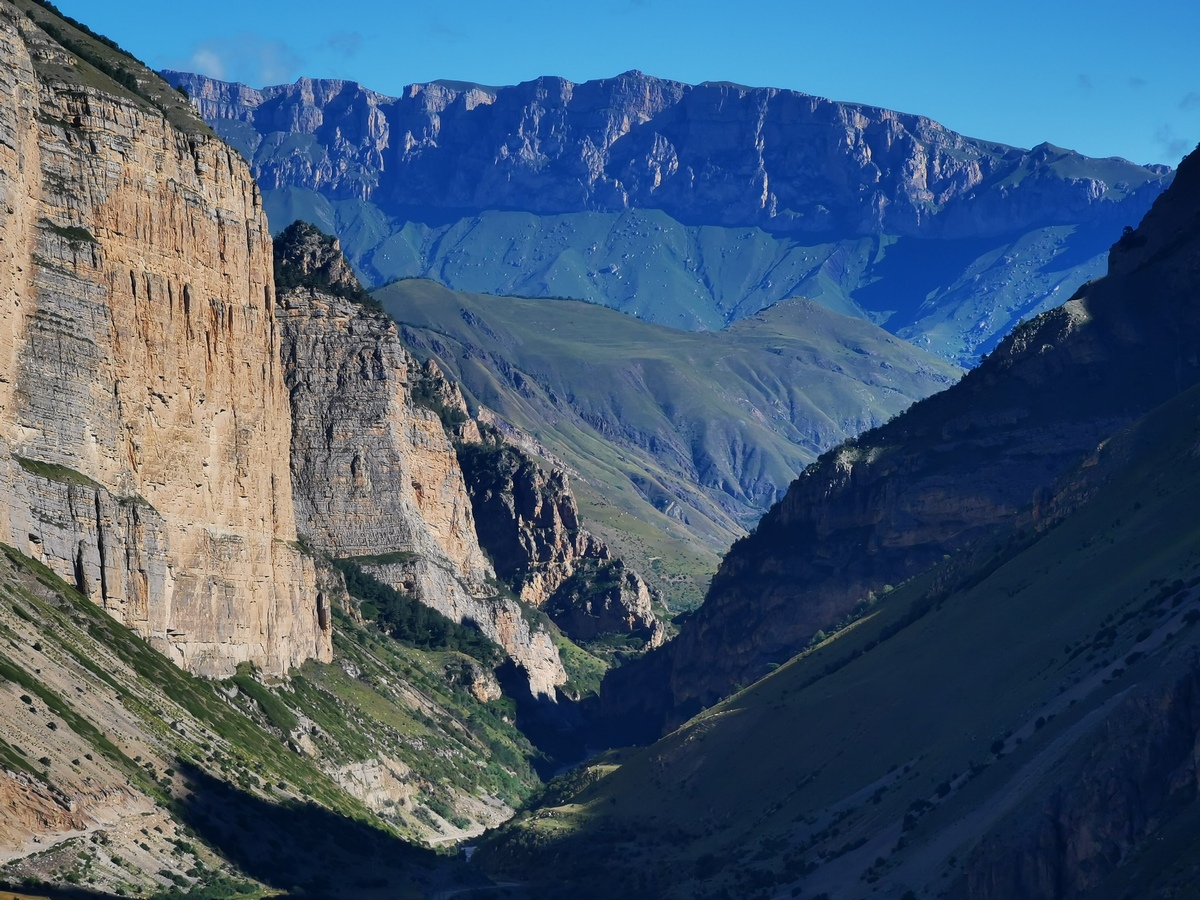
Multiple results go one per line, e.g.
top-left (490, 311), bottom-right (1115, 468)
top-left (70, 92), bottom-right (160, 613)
top-left (268, 192), bottom-right (1120, 365)
top-left (478, 380), bottom-right (1200, 899)
top-left (0, 545), bottom-right (539, 897)
top-left (377, 279), bottom-right (960, 609)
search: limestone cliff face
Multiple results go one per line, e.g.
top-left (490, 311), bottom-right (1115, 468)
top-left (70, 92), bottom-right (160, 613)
top-left (413, 361), bottom-right (664, 648)
top-left (604, 146), bottom-right (1200, 737)
top-left (0, 2), bottom-right (330, 676)
top-left (166, 69), bottom-right (1169, 240)
top-left (456, 428), bottom-right (664, 648)
top-left (273, 223), bottom-right (566, 697)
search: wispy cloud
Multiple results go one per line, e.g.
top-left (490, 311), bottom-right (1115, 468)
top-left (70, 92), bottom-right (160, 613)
top-left (326, 32), bottom-right (363, 59)
top-left (1154, 124), bottom-right (1190, 161)
top-left (1181, 91), bottom-right (1200, 111)
top-left (175, 34), bottom-right (304, 86)
top-left (429, 20), bottom-right (465, 42)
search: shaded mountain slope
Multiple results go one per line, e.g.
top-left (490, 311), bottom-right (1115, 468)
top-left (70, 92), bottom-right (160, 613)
top-left (0, 540), bottom-right (539, 896)
top-left (164, 69), bottom-right (1171, 364)
top-left (479, 343), bottom-right (1200, 900)
top-left (379, 278), bottom-right (960, 608)
top-left (602, 143), bottom-right (1200, 737)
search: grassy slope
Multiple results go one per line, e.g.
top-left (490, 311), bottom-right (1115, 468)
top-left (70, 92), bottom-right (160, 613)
top-left (479, 381), bottom-right (1200, 899)
top-left (262, 190), bottom-right (1130, 366)
top-left (378, 279), bottom-right (959, 611)
top-left (12, 0), bottom-right (210, 137)
top-left (0, 545), bottom-right (539, 897)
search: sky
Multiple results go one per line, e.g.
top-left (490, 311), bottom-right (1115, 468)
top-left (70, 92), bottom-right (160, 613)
top-left (53, 0), bottom-right (1200, 168)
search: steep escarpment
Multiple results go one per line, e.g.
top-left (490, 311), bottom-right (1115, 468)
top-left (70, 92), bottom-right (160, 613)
top-left (409, 353), bottom-right (665, 649)
top-left (273, 221), bottom-right (566, 698)
top-left (167, 69), bottom-right (1166, 240)
top-left (604, 144), bottom-right (1200, 737)
top-left (0, 0), bottom-right (329, 677)
top-left (166, 69), bottom-right (1170, 363)
top-left (455, 426), bottom-right (664, 649)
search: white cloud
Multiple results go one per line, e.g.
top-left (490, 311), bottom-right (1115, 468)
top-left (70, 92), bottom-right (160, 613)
top-left (187, 48), bottom-right (227, 80)
top-left (173, 34), bottom-right (304, 87)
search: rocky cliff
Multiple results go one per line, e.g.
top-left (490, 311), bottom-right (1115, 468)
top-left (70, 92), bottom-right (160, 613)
top-left (0, 0), bottom-right (330, 677)
top-left (164, 69), bottom-right (1171, 364)
top-left (167, 69), bottom-right (1167, 240)
top-left (604, 143), bottom-right (1200, 737)
top-left (455, 424), bottom-right (665, 649)
top-left (409, 354), bottom-right (665, 648)
top-left (272, 221), bottom-right (566, 697)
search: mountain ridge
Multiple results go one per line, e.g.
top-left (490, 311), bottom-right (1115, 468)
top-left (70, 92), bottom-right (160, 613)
top-left (601, 142), bottom-right (1200, 737)
top-left (164, 68), bottom-right (1172, 364)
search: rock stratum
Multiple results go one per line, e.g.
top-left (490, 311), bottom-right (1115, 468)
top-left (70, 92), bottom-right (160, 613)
top-left (274, 221), bottom-right (566, 697)
top-left (0, 0), bottom-right (329, 677)
top-left (604, 143), bottom-right (1200, 736)
top-left (165, 69), bottom-right (1172, 363)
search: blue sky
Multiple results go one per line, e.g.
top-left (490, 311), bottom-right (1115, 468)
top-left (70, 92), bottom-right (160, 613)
top-left (54, 0), bottom-right (1199, 167)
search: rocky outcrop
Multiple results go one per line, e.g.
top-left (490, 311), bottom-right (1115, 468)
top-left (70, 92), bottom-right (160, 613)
top-left (413, 359), bottom-right (665, 647)
top-left (273, 222), bottom-right (566, 697)
top-left (960, 650), bottom-right (1200, 900)
top-left (0, 2), bottom-right (330, 677)
top-left (165, 69), bottom-right (1169, 241)
top-left (455, 427), bottom-right (665, 648)
top-left (603, 145), bottom-right (1200, 738)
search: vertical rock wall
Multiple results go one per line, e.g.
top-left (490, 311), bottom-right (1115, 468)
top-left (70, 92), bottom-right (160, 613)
top-left (0, 3), bottom-right (331, 676)
top-left (273, 226), bottom-right (565, 697)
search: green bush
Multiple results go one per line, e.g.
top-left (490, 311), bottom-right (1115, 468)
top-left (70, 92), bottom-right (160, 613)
top-left (334, 560), bottom-right (502, 666)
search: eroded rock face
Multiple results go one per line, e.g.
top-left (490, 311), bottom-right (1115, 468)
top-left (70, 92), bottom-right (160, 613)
top-left (959, 651), bottom-right (1200, 900)
top-left (273, 223), bottom-right (567, 697)
top-left (456, 429), bottom-right (664, 648)
top-left (414, 358), bottom-right (665, 648)
top-left (166, 70), bottom-right (1169, 240)
top-left (0, 3), bottom-right (330, 677)
top-left (603, 146), bottom-right (1200, 738)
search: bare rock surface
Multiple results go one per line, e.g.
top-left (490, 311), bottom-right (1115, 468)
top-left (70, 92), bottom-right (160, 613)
top-left (0, 1), bottom-right (330, 677)
top-left (273, 222), bottom-right (567, 697)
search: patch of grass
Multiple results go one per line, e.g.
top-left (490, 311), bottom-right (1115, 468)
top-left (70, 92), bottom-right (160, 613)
top-left (14, 456), bottom-right (100, 489)
top-left (335, 559), bottom-right (503, 666)
top-left (341, 550), bottom-right (420, 567)
top-left (551, 629), bottom-right (608, 700)
top-left (39, 220), bottom-right (97, 245)
top-left (228, 665), bottom-right (299, 734)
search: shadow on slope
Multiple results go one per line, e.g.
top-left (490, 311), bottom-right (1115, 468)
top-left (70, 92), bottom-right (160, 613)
top-left (172, 764), bottom-right (479, 899)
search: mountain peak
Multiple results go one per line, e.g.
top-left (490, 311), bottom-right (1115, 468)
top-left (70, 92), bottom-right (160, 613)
top-left (272, 220), bottom-right (372, 306)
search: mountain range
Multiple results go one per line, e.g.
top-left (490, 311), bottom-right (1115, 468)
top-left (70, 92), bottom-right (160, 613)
top-left (164, 69), bottom-right (1171, 366)
top-left (480, 143), bottom-right (1200, 900)
top-left (2, 0), bottom-right (1200, 898)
